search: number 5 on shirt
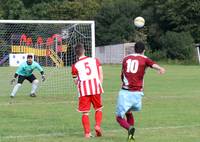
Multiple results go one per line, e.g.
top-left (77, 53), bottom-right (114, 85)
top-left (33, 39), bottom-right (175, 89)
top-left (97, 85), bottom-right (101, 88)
top-left (84, 62), bottom-right (91, 75)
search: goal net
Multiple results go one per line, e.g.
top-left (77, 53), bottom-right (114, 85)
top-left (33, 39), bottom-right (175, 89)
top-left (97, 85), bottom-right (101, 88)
top-left (0, 20), bottom-right (95, 98)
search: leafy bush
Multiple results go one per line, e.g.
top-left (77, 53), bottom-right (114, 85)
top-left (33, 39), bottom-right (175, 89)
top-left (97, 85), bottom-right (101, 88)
top-left (159, 31), bottom-right (195, 60)
top-left (145, 50), bottom-right (166, 61)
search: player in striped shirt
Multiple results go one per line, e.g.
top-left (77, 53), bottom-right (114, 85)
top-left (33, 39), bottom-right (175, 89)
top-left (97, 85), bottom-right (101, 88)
top-left (116, 42), bottom-right (165, 142)
top-left (71, 43), bottom-right (104, 138)
top-left (10, 54), bottom-right (45, 98)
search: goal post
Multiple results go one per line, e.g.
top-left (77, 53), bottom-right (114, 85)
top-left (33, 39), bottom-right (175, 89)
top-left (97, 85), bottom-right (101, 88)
top-left (195, 43), bottom-right (200, 64)
top-left (0, 20), bottom-right (95, 97)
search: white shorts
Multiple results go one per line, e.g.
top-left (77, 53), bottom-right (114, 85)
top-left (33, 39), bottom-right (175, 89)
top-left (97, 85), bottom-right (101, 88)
top-left (116, 89), bottom-right (144, 118)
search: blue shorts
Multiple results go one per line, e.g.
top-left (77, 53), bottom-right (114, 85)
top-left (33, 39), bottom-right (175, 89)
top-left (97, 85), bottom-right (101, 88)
top-left (116, 89), bottom-right (144, 118)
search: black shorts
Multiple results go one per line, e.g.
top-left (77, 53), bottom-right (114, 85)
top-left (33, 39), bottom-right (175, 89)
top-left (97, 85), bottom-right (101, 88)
top-left (17, 74), bottom-right (37, 84)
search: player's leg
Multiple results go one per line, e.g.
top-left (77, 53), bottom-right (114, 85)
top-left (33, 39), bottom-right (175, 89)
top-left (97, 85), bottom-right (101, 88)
top-left (27, 74), bottom-right (38, 97)
top-left (126, 111), bottom-right (135, 126)
top-left (82, 112), bottom-right (91, 138)
top-left (116, 113), bottom-right (135, 142)
top-left (127, 126), bottom-right (135, 142)
top-left (78, 96), bottom-right (92, 138)
top-left (116, 89), bottom-right (132, 130)
top-left (116, 89), bottom-right (142, 142)
top-left (125, 111), bottom-right (135, 142)
top-left (10, 84), bottom-right (22, 98)
top-left (91, 94), bottom-right (103, 137)
top-left (116, 115), bottom-right (130, 130)
top-left (94, 111), bottom-right (102, 137)
top-left (10, 75), bottom-right (25, 97)
top-left (127, 92), bottom-right (143, 142)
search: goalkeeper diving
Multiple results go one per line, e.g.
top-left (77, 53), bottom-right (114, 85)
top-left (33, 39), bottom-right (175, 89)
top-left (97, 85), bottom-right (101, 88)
top-left (10, 54), bottom-right (45, 98)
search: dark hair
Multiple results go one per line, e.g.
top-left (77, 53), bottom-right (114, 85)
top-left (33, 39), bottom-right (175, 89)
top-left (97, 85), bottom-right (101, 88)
top-left (27, 54), bottom-right (33, 59)
top-left (135, 42), bottom-right (145, 53)
top-left (75, 43), bottom-right (85, 57)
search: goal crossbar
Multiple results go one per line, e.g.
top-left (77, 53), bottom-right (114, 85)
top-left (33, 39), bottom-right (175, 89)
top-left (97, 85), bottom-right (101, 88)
top-left (0, 20), bottom-right (95, 58)
top-left (0, 20), bottom-right (94, 24)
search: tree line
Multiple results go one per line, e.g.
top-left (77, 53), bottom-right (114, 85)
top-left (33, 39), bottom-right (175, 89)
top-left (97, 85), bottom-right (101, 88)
top-left (0, 0), bottom-right (199, 62)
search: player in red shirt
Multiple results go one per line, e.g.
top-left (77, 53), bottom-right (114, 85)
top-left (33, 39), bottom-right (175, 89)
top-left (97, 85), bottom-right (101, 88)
top-left (116, 42), bottom-right (165, 142)
top-left (71, 43), bottom-right (104, 138)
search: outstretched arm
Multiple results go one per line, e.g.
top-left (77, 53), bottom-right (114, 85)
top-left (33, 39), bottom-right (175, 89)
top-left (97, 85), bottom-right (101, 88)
top-left (152, 64), bottom-right (165, 74)
top-left (71, 64), bottom-right (78, 85)
top-left (36, 63), bottom-right (44, 73)
top-left (11, 73), bottom-right (18, 85)
top-left (40, 71), bottom-right (46, 81)
top-left (36, 63), bottom-right (45, 81)
top-left (11, 66), bottom-right (22, 85)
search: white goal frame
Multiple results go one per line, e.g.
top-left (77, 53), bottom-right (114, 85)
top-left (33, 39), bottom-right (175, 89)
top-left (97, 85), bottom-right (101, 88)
top-left (196, 43), bottom-right (200, 64)
top-left (0, 20), bottom-right (96, 58)
top-left (0, 20), bottom-right (95, 96)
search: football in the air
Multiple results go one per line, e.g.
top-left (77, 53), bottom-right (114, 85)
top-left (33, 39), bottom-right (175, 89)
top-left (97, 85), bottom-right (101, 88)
top-left (134, 16), bottom-right (145, 28)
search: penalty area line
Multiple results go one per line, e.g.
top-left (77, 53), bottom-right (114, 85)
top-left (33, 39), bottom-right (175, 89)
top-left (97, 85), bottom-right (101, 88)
top-left (0, 94), bottom-right (199, 106)
top-left (1, 124), bottom-right (200, 139)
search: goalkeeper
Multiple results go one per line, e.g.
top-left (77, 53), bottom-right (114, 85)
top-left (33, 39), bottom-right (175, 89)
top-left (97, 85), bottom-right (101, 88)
top-left (10, 54), bottom-right (45, 98)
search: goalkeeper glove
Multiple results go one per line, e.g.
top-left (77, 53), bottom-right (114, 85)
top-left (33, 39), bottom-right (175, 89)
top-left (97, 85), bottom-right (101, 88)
top-left (41, 75), bottom-right (46, 82)
top-left (11, 78), bottom-right (16, 85)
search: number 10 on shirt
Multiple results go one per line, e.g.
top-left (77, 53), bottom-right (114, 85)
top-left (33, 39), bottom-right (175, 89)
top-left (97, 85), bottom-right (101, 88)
top-left (126, 59), bottom-right (139, 73)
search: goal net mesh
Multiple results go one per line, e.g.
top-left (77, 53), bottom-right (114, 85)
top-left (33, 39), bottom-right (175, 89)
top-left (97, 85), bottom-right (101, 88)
top-left (0, 21), bottom-right (94, 98)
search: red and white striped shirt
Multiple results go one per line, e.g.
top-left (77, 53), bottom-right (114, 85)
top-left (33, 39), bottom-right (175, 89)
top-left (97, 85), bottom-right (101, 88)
top-left (71, 56), bottom-right (103, 97)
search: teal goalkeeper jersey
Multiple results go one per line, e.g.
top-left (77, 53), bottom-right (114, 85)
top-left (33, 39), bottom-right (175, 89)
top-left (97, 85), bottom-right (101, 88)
top-left (16, 61), bottom-right (43, 76)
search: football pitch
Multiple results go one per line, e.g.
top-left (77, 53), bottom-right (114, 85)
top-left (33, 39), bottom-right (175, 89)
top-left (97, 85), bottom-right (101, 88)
top-left (0, 64), bottom-right (200, 142)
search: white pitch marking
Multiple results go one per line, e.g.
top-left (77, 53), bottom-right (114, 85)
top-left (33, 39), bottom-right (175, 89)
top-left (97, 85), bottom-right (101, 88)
top-left (1, 124), bottom-right (200, 139)
top-left (0, 94), bottom-right (199, 106)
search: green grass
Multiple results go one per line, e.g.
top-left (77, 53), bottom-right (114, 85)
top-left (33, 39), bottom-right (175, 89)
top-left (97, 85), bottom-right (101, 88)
top-left (0, 64), bottom-right (200, 142)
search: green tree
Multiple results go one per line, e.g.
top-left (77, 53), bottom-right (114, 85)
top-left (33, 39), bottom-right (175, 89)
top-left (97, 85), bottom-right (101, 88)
top-left (142, 0), bottom-right (200, 47)
top-left (160, 31), bottom-right (195, 60)
top-left (28, 0), bottom-right (100, 20)
top-left (0, 8), bottom-right (4, 19)
top-left (156, 0), bottom-right (200, 43)
top-left (95, 0), bottom-right (142, 46)
top-left (0, 0), bottom-right (27, 19)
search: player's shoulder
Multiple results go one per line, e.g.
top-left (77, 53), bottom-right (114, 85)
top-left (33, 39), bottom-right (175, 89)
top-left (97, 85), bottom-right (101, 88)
top-left (87, 57), bottom-right (101, 64)
top-left (74, 56), bottom-right (98, 66)
top-left (76, 56), bottom-right (90, 63)
top-left (126, 53), bottom-right (148, 58)
top-left (94, 57), bottom-right (101, 61)
top-left (73, 56), bottom-right (88, 66)
top-left (32, 61), bottom-right (40, 65)
top-left (123, 54), bottom-right (150, 60)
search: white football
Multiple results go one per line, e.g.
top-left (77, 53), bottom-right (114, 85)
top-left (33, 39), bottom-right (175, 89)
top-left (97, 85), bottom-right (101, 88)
top-left (134, 16), bottom-right (145, 28)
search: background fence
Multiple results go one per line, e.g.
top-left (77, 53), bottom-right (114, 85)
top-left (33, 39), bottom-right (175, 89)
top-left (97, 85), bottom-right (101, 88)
top-left (95, 43), bottom-right (135, 64)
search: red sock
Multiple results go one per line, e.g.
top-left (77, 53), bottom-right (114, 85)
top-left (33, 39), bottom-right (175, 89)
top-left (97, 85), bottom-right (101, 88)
top-left (116, 116), bottom-right (130, 130)
top-left (82, 114), bottom-right (90, 134)
top-left (126, 112), bottom-right (134, 126)
top-left (95, 110), bottom-right (102, 127)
